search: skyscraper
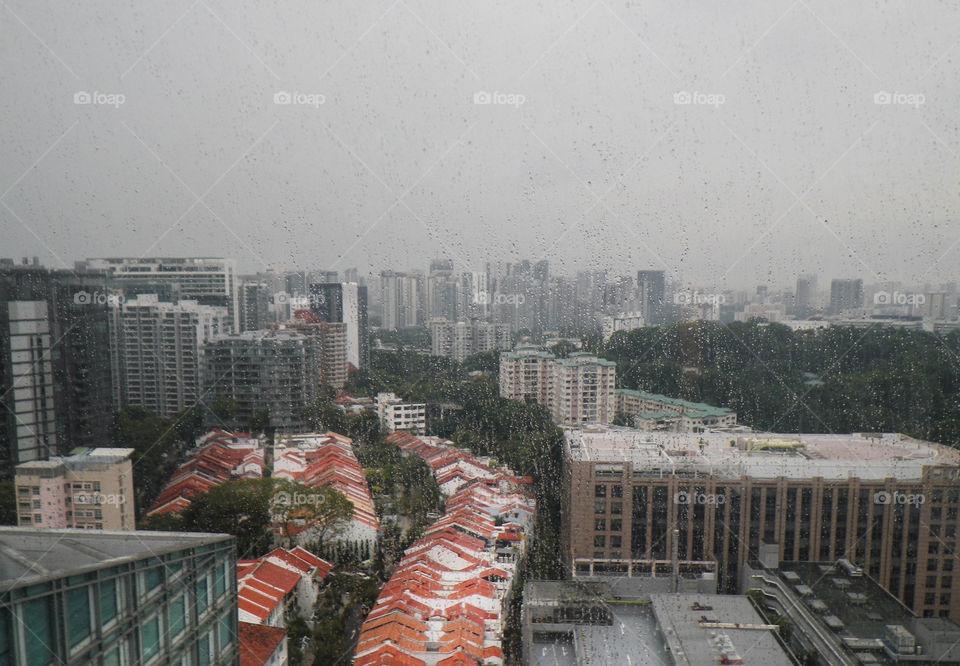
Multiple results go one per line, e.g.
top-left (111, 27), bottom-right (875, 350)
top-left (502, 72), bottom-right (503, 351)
top-left (830, 278), bottom-right (864, 314)
top-left (637, 270), bottom-right (666, 325)
top-left (0, 262), bottom-right (114, 477)
top-left (309, 282), bottom-right (369, 368)
top-left (795, 274), bottom-right (818, 317)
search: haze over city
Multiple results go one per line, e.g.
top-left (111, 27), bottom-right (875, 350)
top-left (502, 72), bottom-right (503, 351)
top-left (2, 0), bottom-right (959, 288)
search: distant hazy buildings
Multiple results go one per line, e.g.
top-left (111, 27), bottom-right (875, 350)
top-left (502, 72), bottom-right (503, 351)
top-left (0, 261), bottom-right (114, 477)
top-left (309, 282), bottom-right (368, 368)
top-left (499, 346), bottom-right (616, 426)
top-left (637, 270), bottom-right (666, 325)
top-left (203, 330), bottom-right (320, 430)
top-left (15, 447), bottom-right (135, 530)
top-left (830, 278), bottom-right (864, 314)
top-left (238, 277), bottom-right (272, 332)
top-left (380, 270), bottom-right (423, 330)
top-left (794, 274), bottom-right (818, 317)
top-left (81, 256), bottom-right (239, 330)
top-left (375, 392), bottom-right (426, 435)
top-left (602, 311), bottom-right (645, 341)
top-left (113, 295), bottom-right (231, 418)
top-left (0, 527), bottom-right (237, 665)
top-left (563, 427), bottom-right (960, 621)
top-left (428, 318), bottom-right (511, 361)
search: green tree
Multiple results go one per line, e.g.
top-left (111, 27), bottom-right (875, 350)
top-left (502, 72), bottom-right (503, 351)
top-left (178, 479), bottom-right (274, 558)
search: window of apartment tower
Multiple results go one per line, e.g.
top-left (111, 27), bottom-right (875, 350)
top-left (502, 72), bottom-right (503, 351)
top-left (595, 519), bottom-right (606, 531)
top-left (611, 485), bottom-right (622, 498)
top-left (594, 535), bottom-right (605, 547)
top-left (610, 502), bottom-right (622, 515)
top-left (594, 485), bottom-right (606, 498)
top-left (610, 519), bottom-right (622, 532)
top-left (594, 502), bottom-right (605, 514)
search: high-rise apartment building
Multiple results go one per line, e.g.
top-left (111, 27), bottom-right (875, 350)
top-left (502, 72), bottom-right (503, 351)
top-left (309, 282), bottom-right (369, 368)
top-left (0, 527), bottom-right (237, 665)
top-left (429, 318), bottom-right (511, 361)
top-left (276, 316), bottom-right (349, 391)
top-left (113, 295), bottom-right (231, 419)
top-left (238, 278), bottom-right (272, 332)
top-left (82, 257), bottom-right (239, 330)
top-left (0, 262), bottom-right (114, 477)
top-left (562, 427), bottom-right (960, 622)
top-left (203, 330), bottom-right (321, 431)
top-left (15, 447), bottom-right (135, 530)
top-left (637, 270), bottom-right (666, 325)
top-left (499, 347), bottom-right (616, 426)
top-left (379, 271), bottom-right (423, 330)
top-left (830, 278), bottom-right (864, 314)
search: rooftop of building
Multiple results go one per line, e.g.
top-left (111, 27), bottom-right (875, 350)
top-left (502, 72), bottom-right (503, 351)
top-left (751, 561), bottom-right (960, 664)
top-left (500, 345), bottom-right (556, 360)
top-left (0, 528), bottom-right (232, 590)
top-left (563, 427), bottom-right (960, 481)
top-left (16, 447), bottom-right (135, 473)
top-left (615, 389), bottom-right (735, 418)
top-left (238, 622), bottom-right (286, 666)
top-left (650, 593), bottom-right (792, 666)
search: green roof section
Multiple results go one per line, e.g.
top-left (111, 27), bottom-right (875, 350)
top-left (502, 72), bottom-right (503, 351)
top-left (616, 388), bottom-right (734, 418)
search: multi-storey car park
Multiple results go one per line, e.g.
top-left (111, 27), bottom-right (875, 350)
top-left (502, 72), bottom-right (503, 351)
top-left (562, 426), bottom-right (960, 623)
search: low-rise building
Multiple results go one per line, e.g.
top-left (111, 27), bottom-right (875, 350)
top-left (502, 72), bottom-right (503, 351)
top-left (602, 311), bottom-right (645, 340)
top-left (15, 447), bottom-right (135, 530)
top-left (376, 392), bottom-right (426, 435)
top-left (615, 389), bottom-right (738, 431)
top-left (237, 546), bottom-right (332, 627)
top-left (239, 622), bottom-right (288, 666)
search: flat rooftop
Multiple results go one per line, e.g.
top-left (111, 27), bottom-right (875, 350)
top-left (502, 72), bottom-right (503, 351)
top-left (564, 427), bottom-right (960, 481)
top-left (650, 593), bottom-right (791, 666)
top-left (616, 389), bottom-right (735, 419)
top-left (0, 528), bottom-right (232, 590)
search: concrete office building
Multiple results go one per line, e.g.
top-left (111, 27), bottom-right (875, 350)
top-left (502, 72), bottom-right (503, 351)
top-left (203, 330), bottom-right (321, 431)
top-left (0, 528), bottom-right (237, 665)
top-left (375, 392), bottom-right (426, 435)
top-left (114, 295), bottom-right (230, 419)
top-left (601, 311), bottom-right (645, 341)
top-left (309, 282), bottom-right (368, 368)
top-left (82, 257), bottom-right (239, 330)
top-left (15, 447), bottom-right (135, 531)
top-left (429, 318), bottom-right (511, 361)
top-left (562, 427), bottom-right (960, 622)
top-left (274, 317), bottom-right (349, 391)
top-left (0, 262), bottom-right (114, 477)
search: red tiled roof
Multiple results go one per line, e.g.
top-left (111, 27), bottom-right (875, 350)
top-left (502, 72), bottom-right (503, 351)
top-left (238, 621), bottom-right (286, 666)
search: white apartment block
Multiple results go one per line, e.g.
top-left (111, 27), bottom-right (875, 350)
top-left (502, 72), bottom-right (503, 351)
top-left (375, 392), bottom-right (426, 435)
top-left (115, 295), bottom-right (231, 419)
top-left (429, 318), bottom-right (511, 361)
top-left (499, 346), bottom-right (616, 426)
top-left (84, 256), bottom-right (239, 329)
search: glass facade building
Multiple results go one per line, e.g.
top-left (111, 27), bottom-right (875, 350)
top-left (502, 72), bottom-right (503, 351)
top-left (0, 528), bottom-right (237, 665)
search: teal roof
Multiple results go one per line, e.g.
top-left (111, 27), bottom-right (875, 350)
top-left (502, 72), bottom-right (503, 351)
top-left (616, 388), bottom-right (734, 418)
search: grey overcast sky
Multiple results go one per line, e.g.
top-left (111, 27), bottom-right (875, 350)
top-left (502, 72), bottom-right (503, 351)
top-left (1, 0), bottom-right (958, 289)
